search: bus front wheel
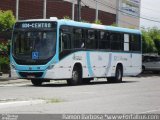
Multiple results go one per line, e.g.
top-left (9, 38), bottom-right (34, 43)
top-left (67, 66), bottom-right (82, 86)
top-left (31, 79), bottom-right (43, 86)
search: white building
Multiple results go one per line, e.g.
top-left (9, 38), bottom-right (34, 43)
top-left (65, 0), bottom-right (141, 29)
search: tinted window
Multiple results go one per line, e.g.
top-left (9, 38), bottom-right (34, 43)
top-left (13, 31), bottom-right (56, 60)
top-left (59, 26), bottom-right (72, 52)
top-left (73, 29), bottom-right (84, 48)
top-left (130, 35), bottom-right (141, 51)
top-left (99, 31), bottom-right (110, 49)
top-left (110, 32), bottom-right (123, 50)
top-left (62, 33), bottom-right (71, 50)
top-left (86, 30), bottom-right (97, 49)
top-left (143, 56), bottom-right (160, 62)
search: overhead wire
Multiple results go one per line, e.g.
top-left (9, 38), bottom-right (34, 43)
top-left (88, 0), bottom-right (160, 24)
top-left (80, 0), bottom-right (140, 28)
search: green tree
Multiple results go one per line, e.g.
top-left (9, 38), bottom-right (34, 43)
top-left (0, 10), bottom-right (15, 73)
top-left (93, 20), bottom-right (102, 25)
top-left (0, 40), bottom-right (10, 72)
top-left (0, 10), bottom-right (16, 31)
top-left (142, 30), bottom-right (157, 53)
top-left (147, 27), bottom-right (160, 54)
top-left (111, 23), bottom-right (118, 27)
top-left (63, 16), bottom-right (71, 20)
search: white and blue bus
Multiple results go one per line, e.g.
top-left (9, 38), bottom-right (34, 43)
top-left (11, 18), bottom-right (142, 86)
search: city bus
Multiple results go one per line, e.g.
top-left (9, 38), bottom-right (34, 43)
top-left (10, 17), bottom-right (142, 86)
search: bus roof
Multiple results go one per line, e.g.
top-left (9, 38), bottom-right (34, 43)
top-left (17, 18), bottom-right (141, 34)
top-left (57, 19), bottom-right (141, 35)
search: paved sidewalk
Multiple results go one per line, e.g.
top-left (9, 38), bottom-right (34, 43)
top-left (0, 74), bottom-right (26, 84)
top-left (0, 74), bottom-right (12, 81)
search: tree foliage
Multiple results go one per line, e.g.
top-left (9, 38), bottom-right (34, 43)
top-left (0, 10), bottom-right (16, 31)
top-left (0, 10), bottom-right (15, 72)
top-left (142, 30), bottom-right (157, 53)
top-left (142, 27), bottom-right (160, 54)
top-left (148, 27), bottom-right (160, 54)
top-left (93, 20), bottom-right (102, 25)
top-left (0, 39), bottom-right (10, 72)
top-left (63, 16), bottom-right (71, 20)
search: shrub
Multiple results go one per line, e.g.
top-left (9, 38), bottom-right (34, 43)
top-left (0, 42), bottom-right (10, 73)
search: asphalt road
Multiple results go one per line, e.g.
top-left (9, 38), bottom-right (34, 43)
top-left (0, 73), bottom-right (160, 114)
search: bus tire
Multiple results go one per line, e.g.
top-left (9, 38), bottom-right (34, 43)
top-left (31, 79), bottom-right (43, 86)
top-left (107, 65), bottom-right (123, 83)
top-left (67, 65), bottom-right (82, 86)
top-left (115, 65), bottom-right (123, 82)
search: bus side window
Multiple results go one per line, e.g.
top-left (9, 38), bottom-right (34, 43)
top-left (59, 29), bottom-right (72, 60)
top-left (110, 32), bottom-right (123, 51)
top-left (59, 26), bottom-right (72, 53)
top-left (86, 30), bottom-right (96, 49)
top-left (73, 28), bottom-right (84, 49)
top-left (99, 31), bottom-right (110, 50)
top-left (61, 33), bottom-right (71, 50)
top-left (130, 34), bottom-right (141, 52)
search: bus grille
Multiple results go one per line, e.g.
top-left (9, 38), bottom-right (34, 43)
top-left (19, 72), bottom-right (43, 78)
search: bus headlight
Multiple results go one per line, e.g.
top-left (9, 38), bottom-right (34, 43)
top-left (47, 64), bottom-right (54, 70)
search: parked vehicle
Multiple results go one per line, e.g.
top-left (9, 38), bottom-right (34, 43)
top-left (142, 55), bottom-right (160, 73)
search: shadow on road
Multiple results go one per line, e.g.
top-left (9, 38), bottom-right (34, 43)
top-left (26, 80), bottom-right (139, 88)
top-left (137, 72), bottom-right (160, 78)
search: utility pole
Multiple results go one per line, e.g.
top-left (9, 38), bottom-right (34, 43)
top-left (139, 0), bottom-right (141, 29)
top-left (43, 0), bottom-right (47, 19)
top-left (16, 0), bottom-right (19, 21)
top-left (77, 0), bottom-right (81, 21)
top-left (72, 0), bottom-right (75, 20)
top-left (116, 0), bottom-right (119, 26)
top-left (95, 0), bottom-right (98, 21)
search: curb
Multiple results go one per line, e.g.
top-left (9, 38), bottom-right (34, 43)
top-left (0, 77), bottom-right (17, 81)
top-left (0, 79), bottom-right (30, 85)
top-left (0, 99), bottom-right (46, 109)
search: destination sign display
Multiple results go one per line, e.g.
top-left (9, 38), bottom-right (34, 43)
top-left (15, 22), bottom-right (56, 29)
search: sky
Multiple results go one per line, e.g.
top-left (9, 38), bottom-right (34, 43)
top-left (140, 0), bottom-right (160, 28)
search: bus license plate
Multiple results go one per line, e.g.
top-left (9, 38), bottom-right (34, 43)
top-left (27, 75), bottom-right (35, 78)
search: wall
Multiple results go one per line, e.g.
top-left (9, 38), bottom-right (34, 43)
top-left (0, 0), bottom-right (116, 25)
top-left (118, 0), bottom-right (141, 29)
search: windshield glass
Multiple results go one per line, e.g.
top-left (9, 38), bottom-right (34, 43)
top-left (12, 31), bottom-right (56, 61)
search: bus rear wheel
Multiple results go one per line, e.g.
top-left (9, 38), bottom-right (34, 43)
top-left (107, 65), bottom-right (123, 83)
top-left (31, 79), bottom-right (43, 86)
top-left (67, 66), bottom-right (82, 86)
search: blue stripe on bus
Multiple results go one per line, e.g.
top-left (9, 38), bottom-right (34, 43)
top-left (106, 26), bottom-right (141, 34)
top-left (105, 53), bottom-right (112, 76)
top-left (86, 52), bottom-right (94, 77)
top-left (10, 54), bottom-right (58, 71)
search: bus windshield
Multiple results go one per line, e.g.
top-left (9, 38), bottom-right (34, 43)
top-left (12, 30), bottom-right (56, 63)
